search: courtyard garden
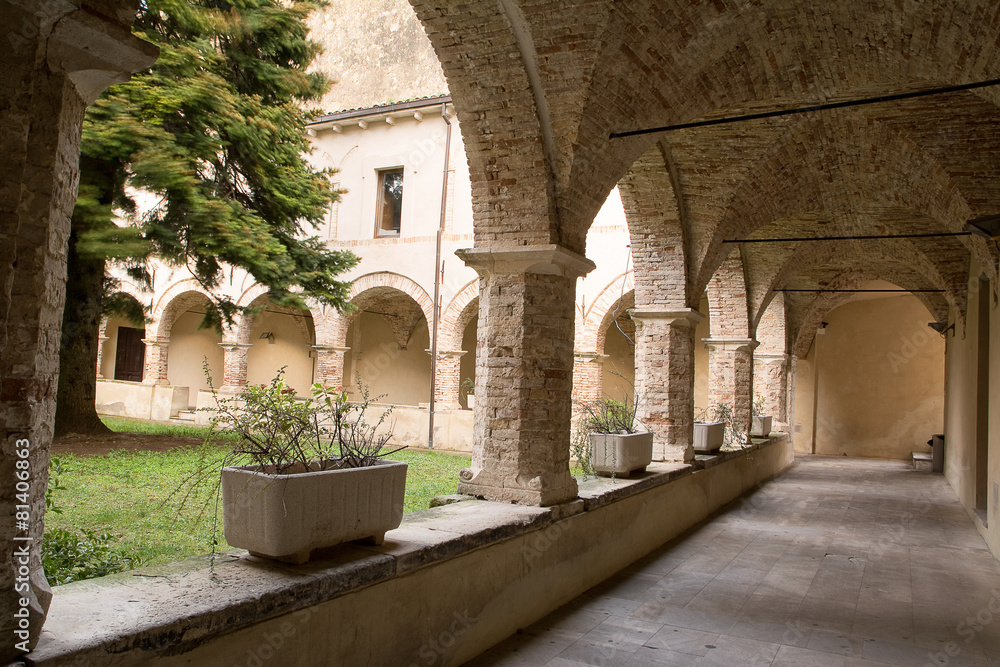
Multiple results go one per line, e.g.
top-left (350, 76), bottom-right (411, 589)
top-left (43, 416), bottom-right (470, 585)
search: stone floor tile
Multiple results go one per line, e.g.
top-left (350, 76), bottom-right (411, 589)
top-left (693, 635), bottom-right (779, 667)
top-left (807, 629), bottom-right (863, 656)
top-left (643, 625), bottom-right (719, 657)
top-left (468, 457), bottom-right (1000, 667)
top-left (771, 644), bottom-right (847, 667)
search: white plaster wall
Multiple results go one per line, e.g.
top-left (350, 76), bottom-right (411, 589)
top-left (168, 311), bottom-right (224, 395)
top-left (944, 257), bottom-right (1000, 556)
top-left (246, 310), bottom-right (314, 395)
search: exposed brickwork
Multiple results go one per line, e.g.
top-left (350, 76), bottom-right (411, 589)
top-left (754, 354), bottom-right (789, 429)
top-left (438, 279), bottom-right (479, 351)
top-left (571, 353), bottom-right (605, 412)
top-left (705, 339), bottom-right (756, 442)
top-left (218, 343), bottom-right (253, 392)
top-left (348, 273), bottom-right (434, 349)
top-left (455, 246), bottom-right (592, 505)
top-left (141, 338), bottom-right (171, 385)
top-left (313, 346), bottom-right (350, 389)
top-left (631, 309), bottom-right (701, 462)
top-left (431, 350), bottom-right (464, 409)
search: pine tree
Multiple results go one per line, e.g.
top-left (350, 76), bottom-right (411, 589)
top-left (55, 0), bottom-right (357, 435)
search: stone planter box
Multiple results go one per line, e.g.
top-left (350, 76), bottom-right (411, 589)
top-left (693, 421), bottom-right (725, 453)
top-left (751, 415), bottom-right (773, 437)
top-left (588, 432), bottom-right (653, 477)
top-left (222, 459), bottom-right (408, 564)
top-left (466, 395), bottom-right (475, 411)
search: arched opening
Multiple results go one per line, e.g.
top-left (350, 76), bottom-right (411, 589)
top-left (459, 307), bottom-right (477, 410)
top-left (796, 281), bottom-right (945, 459)
top-left (693, 294), bottom-right (711, 416)
top-left (243, 299), bottom-right (316, 396)
top-left (344, 288), bottom-right (431, 405)
top-left (600, 292), bottom-right (635, 401)
top-left (165, 294), bottom-right (224, 394)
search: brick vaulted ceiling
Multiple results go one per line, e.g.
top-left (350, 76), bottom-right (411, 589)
top-left (409, 0), bottom-right (1000, 347)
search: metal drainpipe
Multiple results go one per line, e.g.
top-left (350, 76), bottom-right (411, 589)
top-left (428, 102), bottom-right (452, 450)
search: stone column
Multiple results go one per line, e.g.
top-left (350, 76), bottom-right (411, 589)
top-left (218, 342), bottom-right (254, 393)
top-left (430, 349), bottom-right (464, 410)
top-left (630, 309), bottom-right (703, 463)
top-left (0, 3), bottom-right (157, 659)
top-left (95, 319), bottom-right (109, 379)
top-left (753, 353), bottom-right (789, 431)
top-left (455, 245), bottom-right (594, 506)
top-left (705, 338), bottom-right (759, 444)
top-left (141, 338), bottom-right (171, 385)
top-left (313, 346), bottom-right (350, 390)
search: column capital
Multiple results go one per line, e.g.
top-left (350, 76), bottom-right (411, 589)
top-left (754, 352), bottom-right (789, 364)
top-left (312, 345), bottom-right (351, 354)
top-left (425, 348), bottom-right (467, 358)
top-left (703, 338), bottom-right (759, 352)
top-left (456, 244), bottom-right (595, 279)
top-left (628, 308), bottom-right (704, 326)
top-left (574, 351), bottom-right (609, 363)
top-left (141, 338), bottom-right (170, 349)
top-left (218, 342), bottom-right (254, 351)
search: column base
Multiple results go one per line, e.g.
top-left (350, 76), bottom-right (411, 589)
top-left (457, 467), bottom-right (578, 506)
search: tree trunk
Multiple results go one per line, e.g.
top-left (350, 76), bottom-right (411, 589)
top-left (54, 219), bottom-right (112, 436)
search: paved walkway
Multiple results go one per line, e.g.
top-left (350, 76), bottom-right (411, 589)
top-left (467, 456), bottom-right (1000, 666)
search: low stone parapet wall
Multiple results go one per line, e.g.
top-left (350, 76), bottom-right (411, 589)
top-left (28, 435), bottom-right (792, 666)
top-left (95, 380), bottom-right (190, 421)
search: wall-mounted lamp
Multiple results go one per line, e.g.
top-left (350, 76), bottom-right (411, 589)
top-left (259, 332), bottom-right (275, 344)
top-left (965, 215), bottom-right (1000, 240)
top-left (928, 321), bottom-right (955, 335)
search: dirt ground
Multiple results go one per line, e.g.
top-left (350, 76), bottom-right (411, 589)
top-left (51, 432), bottom-right (204, 456)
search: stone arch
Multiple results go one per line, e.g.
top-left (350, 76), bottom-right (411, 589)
top-left (693, 112), bottom-right (976, 318)
top-left (439, 279), bottom-right (479, 352)
top-left (791, 272), bottom-right (950, 358)
top-left (234, 291), bottom-right (314, 348)
top-left (705, 250), bottom-right (751, 340)
top-left (149, 281), bottom-right (216, 340)
top-left (577, 272), bottom-right (634, 351)
top-left (348, 272), bottom-right (434, 340)
top-left (620, 143), bottom-right (691, 309)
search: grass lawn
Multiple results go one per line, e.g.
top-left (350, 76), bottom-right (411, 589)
top-left (45, 418), bottom-right (470, 572)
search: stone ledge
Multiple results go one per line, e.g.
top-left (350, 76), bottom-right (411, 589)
top-left (28, 434), bottom-right (789, 665)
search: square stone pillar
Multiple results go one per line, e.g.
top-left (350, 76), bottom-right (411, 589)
top-left (705, 338), bottom-right (759, 443)
top-left (429, 349), bottom-right (465, 410)
top-left (218, 342), bottom-right (254, 392)
top-left (629, 309), bottom-right (704, 463)
top-left (753, 353), bottom-right (789, 430)
top-left (141, 338), bottom-right (170, 385)
top-left (313, 346), bottom-right (349, 390)
top-left (95, 318), bottom-right (109, 379)
top-left (455, 245), bottom-right (595, 506)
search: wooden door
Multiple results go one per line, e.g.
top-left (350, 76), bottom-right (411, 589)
top-left (114, 326), bottom-right (146, 382)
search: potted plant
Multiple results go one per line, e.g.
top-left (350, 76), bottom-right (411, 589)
top-left (751, 395), bottom-right (772, 437)
top-left (581, 396), bottom-right (652, 477)
top-left (206, 371), bottom-right (407, 565)
top-left (693, 405), bottom-right (726, 454)
top-left (461, 377), bottom-right (475, 411)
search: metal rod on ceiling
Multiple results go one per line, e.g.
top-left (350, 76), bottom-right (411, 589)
top-left (609, 78), bottom-right (1000, 139)
top-left (725, 232), bottom-right (970, 244)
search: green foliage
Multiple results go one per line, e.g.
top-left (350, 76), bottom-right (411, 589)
top-left (697, 404), bottom-right (748, 448)
top-left (42, 528), bottom-right (145, 586)
top-left (581, 397), bottom-right (640, 434)
top-left (74, 0), bottom-right (358, 325)
top-left (203, 369), bottom-right (401, 473)
top-left (460, 377), bottom-right (475, 396)
top-left (753, 394), bottom-right (767, 416)
top-left (43, 419), bottom-right (469, 580)
top-left (42, 456), bottom-right (145, 585)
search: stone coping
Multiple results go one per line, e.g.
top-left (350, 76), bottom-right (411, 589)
top-left (29, 434), bottom-right (788, 663)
